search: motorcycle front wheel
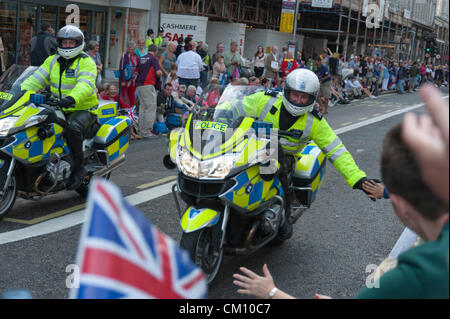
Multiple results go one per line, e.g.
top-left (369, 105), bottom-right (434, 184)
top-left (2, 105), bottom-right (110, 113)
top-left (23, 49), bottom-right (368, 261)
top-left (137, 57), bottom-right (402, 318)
top-left (180, 226), bottom-right (224, 285)
top-left (0, 174), bottom-right (17, 219)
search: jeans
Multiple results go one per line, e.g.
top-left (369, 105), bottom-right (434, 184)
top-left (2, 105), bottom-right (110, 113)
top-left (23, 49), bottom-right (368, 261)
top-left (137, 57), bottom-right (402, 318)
top-left (397, 79), bottom-right (405, 93)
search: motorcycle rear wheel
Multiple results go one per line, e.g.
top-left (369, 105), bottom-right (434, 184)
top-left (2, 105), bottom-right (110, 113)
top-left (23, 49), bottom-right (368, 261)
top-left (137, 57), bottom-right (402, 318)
top-left (0, 174), bottom-right (17, 219)
top-left (180, 227), bottom-right (224, 285)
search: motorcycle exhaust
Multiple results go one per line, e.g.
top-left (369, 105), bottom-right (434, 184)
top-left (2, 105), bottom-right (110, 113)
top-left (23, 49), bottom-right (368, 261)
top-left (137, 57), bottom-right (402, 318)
top-left (93, 154), bottom-right (126, 177)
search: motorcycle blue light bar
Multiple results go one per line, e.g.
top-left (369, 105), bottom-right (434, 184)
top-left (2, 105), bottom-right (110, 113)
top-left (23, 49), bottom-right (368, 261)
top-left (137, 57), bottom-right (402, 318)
top-left (30, 94), bottom-right (45, 105)
top-left (252, 121), bottom-right (273, 136)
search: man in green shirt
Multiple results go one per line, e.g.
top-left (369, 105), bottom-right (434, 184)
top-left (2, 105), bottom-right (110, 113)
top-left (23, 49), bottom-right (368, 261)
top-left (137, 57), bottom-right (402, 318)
top-left (233, 123), bottom-right (449, 299)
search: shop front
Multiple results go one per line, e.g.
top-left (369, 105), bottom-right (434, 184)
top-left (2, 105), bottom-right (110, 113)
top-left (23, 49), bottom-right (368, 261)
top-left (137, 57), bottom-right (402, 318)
top-left (0, 0), bottom-right (108, 71)
top-left (0, 0), bottom-right (152, 79)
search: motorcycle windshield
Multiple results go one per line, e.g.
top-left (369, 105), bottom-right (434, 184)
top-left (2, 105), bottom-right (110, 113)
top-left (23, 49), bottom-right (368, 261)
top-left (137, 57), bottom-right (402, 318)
top-left (0, 65), bottom-right (38, 113)
top-left (190, 85), bottom-right (264, 157)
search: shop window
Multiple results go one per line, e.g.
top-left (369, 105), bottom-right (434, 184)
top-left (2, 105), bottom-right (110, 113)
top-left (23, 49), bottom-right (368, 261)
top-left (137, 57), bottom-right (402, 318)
top-left (40, 5), bottom-right (58, 34)
top-left (0, 2), bottom-right (17, 70)
top-left (18, 3), bottom-right (38, 66)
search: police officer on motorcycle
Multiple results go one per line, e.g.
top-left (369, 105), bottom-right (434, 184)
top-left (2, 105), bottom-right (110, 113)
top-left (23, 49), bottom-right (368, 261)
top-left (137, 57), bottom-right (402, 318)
top-left (236, 68), bottom-right (377, 239)
top-left (21, 25), bottom-right (99, 190)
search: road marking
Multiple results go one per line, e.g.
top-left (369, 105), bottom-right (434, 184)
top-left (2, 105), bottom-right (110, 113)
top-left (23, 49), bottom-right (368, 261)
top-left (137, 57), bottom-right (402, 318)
top-left (0, 182), bottom-right (174, 245)
top-left (3, 204), bottom-right (86, 225)
top-left (340, 122), bottom-right (353, 126)
top-left (1, 95), bottom-right (448, 245)
top-left (334, 95), bottom-right (448, 135)
top-left (136, 175), bottom-right (177, 190)
top-left (359, 117), bottom-right (368, 121)
top-left (3, 176), bottom-right (178, 225)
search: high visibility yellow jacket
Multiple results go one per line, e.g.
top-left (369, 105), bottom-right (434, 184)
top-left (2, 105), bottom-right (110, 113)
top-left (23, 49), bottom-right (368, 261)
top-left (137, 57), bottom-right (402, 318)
top-left (239, 91), bottom-right (367, 188)
top-left (154, 36), bottom-right (164, 47)
top-left (21, 53), bottom-right (98, 113)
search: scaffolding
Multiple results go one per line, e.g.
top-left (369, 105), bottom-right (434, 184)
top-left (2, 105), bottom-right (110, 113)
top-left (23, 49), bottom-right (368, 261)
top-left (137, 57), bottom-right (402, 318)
top-left (167, 0), bottom-right (282, 28)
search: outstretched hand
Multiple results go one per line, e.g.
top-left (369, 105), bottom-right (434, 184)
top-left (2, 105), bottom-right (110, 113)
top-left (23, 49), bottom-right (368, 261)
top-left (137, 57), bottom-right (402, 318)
top-left (362, 180), bottom-right (385, 199)
top-left (402, 84), bottom-right (449, 205)
top-left (233, 264), bottom-right (275, 299)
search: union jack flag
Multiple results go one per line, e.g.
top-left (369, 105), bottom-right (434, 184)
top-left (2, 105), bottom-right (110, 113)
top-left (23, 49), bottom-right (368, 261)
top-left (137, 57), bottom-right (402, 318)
top-left (70, 178), bottom-right (207, 299)
top-left (127, 105), bottom-right (139, 124)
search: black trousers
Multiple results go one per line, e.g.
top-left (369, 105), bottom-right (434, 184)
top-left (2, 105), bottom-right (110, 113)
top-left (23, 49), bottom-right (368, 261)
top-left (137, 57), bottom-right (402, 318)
top-left (65, 110), bottom-right (97, 165)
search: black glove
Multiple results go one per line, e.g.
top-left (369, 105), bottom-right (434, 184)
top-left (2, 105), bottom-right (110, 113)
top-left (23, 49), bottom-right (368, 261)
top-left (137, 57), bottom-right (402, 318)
top-left (58, 96), bottom-right (76, 109)
top-left (354, 177), bottom-right (382, 201)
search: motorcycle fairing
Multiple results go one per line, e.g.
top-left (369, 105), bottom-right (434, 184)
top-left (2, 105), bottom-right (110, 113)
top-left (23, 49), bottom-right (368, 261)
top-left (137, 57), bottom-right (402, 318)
top-left (181, 206), bottom-right (220, 233)
top-left (1, 123), bottom-right (68, 164)
top-left (221, 165), bottom-right (283, 212)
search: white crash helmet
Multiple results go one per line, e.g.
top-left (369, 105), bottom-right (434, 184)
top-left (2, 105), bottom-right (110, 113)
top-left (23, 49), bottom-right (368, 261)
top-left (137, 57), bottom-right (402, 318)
top-left (282, 68), bottom-right (320, 117)
top-left (56, 25), bottom-right (85, 59)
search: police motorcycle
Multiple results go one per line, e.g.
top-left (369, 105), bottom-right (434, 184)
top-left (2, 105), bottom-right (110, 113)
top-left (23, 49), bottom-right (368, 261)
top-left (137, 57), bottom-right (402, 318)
top-left (163, 85), bottom-right (327, 284)
top-left (0, 65), bottom-right (132, 218)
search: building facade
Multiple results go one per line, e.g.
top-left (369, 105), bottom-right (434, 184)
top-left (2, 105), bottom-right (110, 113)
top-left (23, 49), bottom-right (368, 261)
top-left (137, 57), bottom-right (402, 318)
top-left (0, 0), bottom-right (159, 76)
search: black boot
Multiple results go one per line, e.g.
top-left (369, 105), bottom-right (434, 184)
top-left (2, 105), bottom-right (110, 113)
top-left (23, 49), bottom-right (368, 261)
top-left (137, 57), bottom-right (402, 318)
top-left (65, 129), bottom-right (87, 190)
top-left (67, 162), bottom-right (87, 190)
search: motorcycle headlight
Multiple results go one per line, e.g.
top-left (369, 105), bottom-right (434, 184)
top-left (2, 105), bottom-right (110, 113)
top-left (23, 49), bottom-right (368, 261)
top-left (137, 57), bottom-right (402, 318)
top-left (177, 147), bottom-right (239, 179)
top-left (0, 117), bottom-right (18, 136)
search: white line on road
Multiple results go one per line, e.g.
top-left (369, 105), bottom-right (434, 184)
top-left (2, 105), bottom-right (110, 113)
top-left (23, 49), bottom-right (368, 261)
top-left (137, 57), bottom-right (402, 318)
top-left (1, 95), bottom-right (448, 245)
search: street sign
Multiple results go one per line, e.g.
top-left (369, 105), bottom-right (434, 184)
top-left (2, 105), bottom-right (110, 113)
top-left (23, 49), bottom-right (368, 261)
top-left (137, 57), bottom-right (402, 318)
top-left (436, 54), bottom-right (441, 59)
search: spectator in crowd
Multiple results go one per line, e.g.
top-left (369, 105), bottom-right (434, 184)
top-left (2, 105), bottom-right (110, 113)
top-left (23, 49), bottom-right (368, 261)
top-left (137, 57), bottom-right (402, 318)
top-left (119, 41), bottom-right (139, 108)
top-left (233, 122), bottom-right (449, 299)
top-left (348, 56), bottom-right (359, 69)
top-left (101, 82), bottom-right (130, 109)
top-left (159, 42), bottom-right (177, 86)
top-left (102, 83), bottom-right (142, 140)
top-left (202, 80), bottom-right (221, 111)
top-left (198, 42), bottom-right (210, 89)
top-left (251, 45), bottom-right (266, 78)
top-left (97, 84), bottom-right (106, 100)
top-left (426, 64), bottom-right (433, 82)
top-left (176, 41), bottom-right (203, 89)
top-left (397, 61), bottom-right (408, 94)
top-left (315, 56), bottom-right (332, 114)
top-left (135, 39), bottom-right (148, 58)
top-left (167, 64), bottom-right (179, 91)
top-left (224, 41), bottom-right (243, 80)
top-left (261, 78), bottom-right (270, 90)
top-left (172, 84), bottom-right (194, 120)
top-left (281, 51), bottom-right (299, 78)
top-left (86, 40), bottom-right (103, 87)
top-left (408, 61), bottom-right (419, 91)
top-left (29, 22), bottom-right (57, 66)
top-left (434, 65), bottom-right (444, 88)
top-left (264, 46), bottom-right (280, 88)
top-left (419, 63), bottom-right (427, 84)
top-left (156, 82), bottom-right (177, 123)
top-left (145, 29), bottom-right (155, 48)
top-left (212, 42), bottom-right (225, 65)
top-left (345, 75), bottom-right (376, 99)
top-left (185, 85), bottom-right (197, 104)
top-left (212, 54), bottom-right (227, 89)
top-left (135, 44), bottom-right (162, 138)
top-left (381, 60), bottom-right (390, 91)
top-left (175, 37), bottom-right (184, 58)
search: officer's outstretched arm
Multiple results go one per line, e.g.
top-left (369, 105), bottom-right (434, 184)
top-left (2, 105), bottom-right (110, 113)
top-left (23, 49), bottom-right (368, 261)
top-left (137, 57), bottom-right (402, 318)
top-left (312, 117), bottom-right (367, 189)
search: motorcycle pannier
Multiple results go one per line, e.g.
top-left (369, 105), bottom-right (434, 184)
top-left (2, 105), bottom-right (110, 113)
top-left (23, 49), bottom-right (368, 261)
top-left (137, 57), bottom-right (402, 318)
top-left (292, 143), bottom-right (326, 207)
top-left (93, 116), bottom-right (131, 165)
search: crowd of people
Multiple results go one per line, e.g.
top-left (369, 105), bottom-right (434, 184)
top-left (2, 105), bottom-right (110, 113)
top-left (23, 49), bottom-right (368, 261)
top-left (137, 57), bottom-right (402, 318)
top-left (98, 34), bottom-right (449, 135)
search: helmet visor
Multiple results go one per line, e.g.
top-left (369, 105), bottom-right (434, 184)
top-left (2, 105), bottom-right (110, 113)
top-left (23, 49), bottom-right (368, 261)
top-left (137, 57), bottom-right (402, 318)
top-left (285, 88), bottom-right (316, 108)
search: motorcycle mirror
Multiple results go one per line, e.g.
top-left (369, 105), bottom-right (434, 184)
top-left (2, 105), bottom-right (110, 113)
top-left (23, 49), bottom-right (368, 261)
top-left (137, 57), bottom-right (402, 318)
top-left (163, 154), bottom-right (176, 170)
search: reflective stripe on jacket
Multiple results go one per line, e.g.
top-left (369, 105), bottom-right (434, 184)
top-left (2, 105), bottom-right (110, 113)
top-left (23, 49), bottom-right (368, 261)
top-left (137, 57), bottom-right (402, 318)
top-left (21, 53), bottom-right (99, 114)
